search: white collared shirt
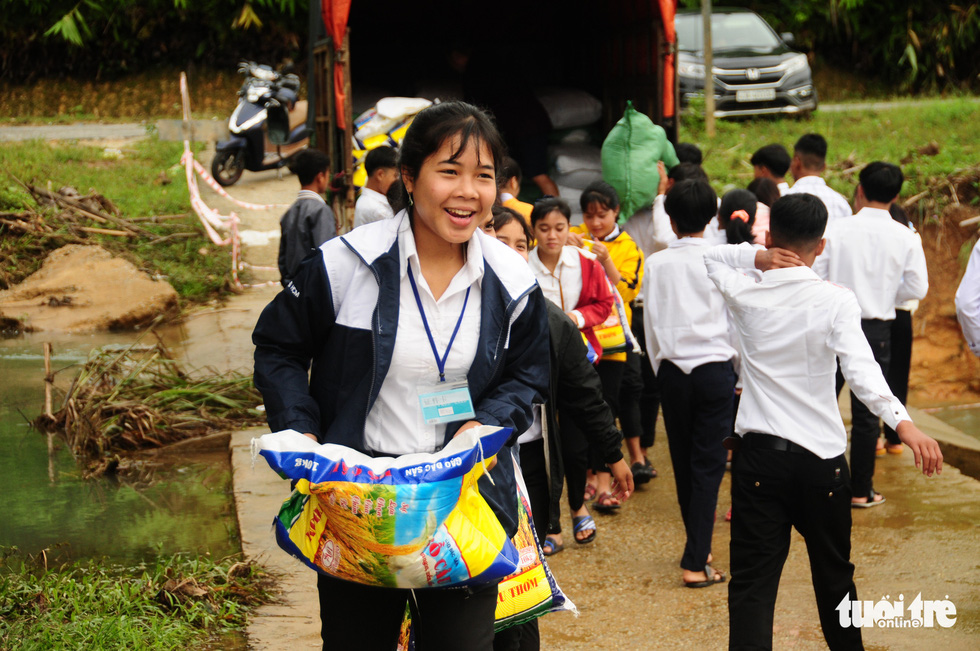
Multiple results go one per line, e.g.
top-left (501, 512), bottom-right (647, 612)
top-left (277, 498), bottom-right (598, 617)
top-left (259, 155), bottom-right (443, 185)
top-left (353, 187), bottom-right (394, 229)
top-left (813, 207), bottom-right (929, 320)
top-left (649, 194), bottom-right (725, 253)
top-left (704, 244), bottom-right (910, 459)
top-left (529, 246), bottom-right (585, 326)
top-left (642, 237), bottom-right (737, 374)
top-left (956, 238), bottom-right (980, 357)
top-left (777, 181), bottom-right (790, 196)
top-left (363, 221), bottom-right (483, 455)
top-left (783, 175), bottom-right (852, 223)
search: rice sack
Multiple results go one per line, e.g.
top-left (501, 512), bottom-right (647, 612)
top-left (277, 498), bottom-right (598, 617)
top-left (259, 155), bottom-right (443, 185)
top-left (494, 450), bottom-right (577, 631)
top-left (252, 426), bottom-right (520, 589)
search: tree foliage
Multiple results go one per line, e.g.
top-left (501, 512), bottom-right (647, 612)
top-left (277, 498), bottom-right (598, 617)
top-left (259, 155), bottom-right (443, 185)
top-left (680, 0), bottom-right (980, 91)
top-left (0, 0), bottom-right (308, 82)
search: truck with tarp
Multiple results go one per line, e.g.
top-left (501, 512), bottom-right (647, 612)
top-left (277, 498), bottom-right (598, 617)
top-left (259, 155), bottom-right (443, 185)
top-left (305, 0), bottom-right (681, 230)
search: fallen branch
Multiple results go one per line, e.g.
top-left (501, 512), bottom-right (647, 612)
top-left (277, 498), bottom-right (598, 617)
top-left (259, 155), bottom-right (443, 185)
top-left (129, 214), bottom-right (190, 223)
top-left (78, 226), bottom-right (135, 237)
top-left (150, 232), bottom-right (198, 245)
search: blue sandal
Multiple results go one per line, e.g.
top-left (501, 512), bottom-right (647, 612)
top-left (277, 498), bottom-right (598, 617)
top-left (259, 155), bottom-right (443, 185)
top-left (572, 514), bottom-right (597, 544)
top-left (542, 537), bottom-right (564, 556)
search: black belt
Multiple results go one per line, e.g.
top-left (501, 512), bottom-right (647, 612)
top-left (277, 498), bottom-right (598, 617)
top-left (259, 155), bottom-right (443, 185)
top-left (728, 432), bottom-right (812, 455)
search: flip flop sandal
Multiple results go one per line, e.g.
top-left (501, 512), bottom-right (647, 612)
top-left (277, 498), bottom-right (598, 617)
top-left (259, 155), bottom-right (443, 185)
top-left (851, 490), bottom-right (886, 508)
top-left (684, 564), bottom-right (726, 588)
top-left (645, 458), bottom-right (658, 479)
top-left (631, 461), bottom-right (654, 485)
top-left (572, 514), bottom-right (597, 545)
top-left (542, 537), bottom-right (564, 556)
top-left (593, 491), bottom-right (621, 513)
top-left (886, 444), bottom-right (904, 455)
top-left (583, 484), bottom-right (597, 502)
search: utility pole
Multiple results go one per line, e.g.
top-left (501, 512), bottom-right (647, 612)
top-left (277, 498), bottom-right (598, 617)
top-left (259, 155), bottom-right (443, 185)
top-left (702, 0), bottom-right (715, 137)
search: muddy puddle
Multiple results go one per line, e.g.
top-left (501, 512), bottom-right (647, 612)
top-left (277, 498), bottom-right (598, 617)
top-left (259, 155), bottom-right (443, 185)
top-left (0, 330), bottom-right (241, 564)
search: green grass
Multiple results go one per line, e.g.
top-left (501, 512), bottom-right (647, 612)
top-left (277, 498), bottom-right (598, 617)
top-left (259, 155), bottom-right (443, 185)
top-left (681, 98), bottom-right (980, 221)
top-left (0, 137), bottom-right (235, 302)
top-left (0, 548), bottom-right (271, 650)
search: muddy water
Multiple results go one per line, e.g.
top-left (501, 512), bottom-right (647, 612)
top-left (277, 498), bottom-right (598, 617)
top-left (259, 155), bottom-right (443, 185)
top-left (926, 404), bottom-right (980, 443)
top-left (0, 331), bottom-right (240, 563)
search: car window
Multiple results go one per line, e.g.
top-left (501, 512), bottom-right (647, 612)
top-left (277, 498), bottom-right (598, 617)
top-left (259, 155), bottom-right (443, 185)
top-left (677, 12), bottom-right (781, 52)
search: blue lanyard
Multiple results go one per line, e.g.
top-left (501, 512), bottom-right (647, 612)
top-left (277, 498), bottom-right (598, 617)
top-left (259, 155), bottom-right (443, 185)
top-left (407, 265), bottom-right (471, 383)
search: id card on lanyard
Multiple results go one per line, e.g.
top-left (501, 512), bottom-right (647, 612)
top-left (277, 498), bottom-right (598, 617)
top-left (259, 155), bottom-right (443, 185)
top-left (408, 267), bottom-right (477, 425)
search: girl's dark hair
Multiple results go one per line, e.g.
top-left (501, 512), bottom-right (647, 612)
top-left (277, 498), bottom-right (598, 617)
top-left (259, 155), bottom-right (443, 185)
top-left (747, 177), bottom-right (780, 207)
top-left (396, 101), bottom-right (508, 210)
top-left (530, 197), bottom-right (572, 226)
top-left (579, 180), bottom-right (620, 212)
top-left (492, 205), bottom-right (533, 245)
top-left (386, 179), bottom-right (406, 213)
top-left (888, 202), bottom-right (911, 227)
top-left (719, 189), bottom-right (757, 245)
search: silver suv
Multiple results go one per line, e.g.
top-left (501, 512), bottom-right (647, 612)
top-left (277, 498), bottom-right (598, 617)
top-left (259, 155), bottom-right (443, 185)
top-left (676, 9), bottom-right (817, 117)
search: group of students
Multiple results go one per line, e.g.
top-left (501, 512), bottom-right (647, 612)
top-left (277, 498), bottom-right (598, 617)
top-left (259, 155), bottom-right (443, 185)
top-left (257, 102), bottom-right (944, 651)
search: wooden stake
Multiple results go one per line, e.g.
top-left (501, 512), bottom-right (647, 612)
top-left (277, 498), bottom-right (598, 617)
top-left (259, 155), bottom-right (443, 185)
top-left (702, 0), bottom-right (716, 138)
top-left (43, 342), bottom-right (54, 419)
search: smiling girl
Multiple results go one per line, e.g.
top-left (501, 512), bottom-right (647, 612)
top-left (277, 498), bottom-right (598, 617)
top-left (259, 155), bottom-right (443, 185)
top-left (252, 101), bottom-right (550, 651)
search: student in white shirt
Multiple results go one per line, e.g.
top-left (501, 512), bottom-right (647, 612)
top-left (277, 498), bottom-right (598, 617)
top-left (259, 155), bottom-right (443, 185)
top-left (881, 203), bottom-right (922, 455)
top-left (956, 238), bottom-right (980, 357)
top-left (703, 193), bottom-right (942, 651)
top-left (254, 101), bottom-right (550, 650)
top-left (784, 133), bottom-right (852, 224)
top-left (642, 179), bottom-right (737, 589)
top-left (813, 162), bottom-right (929, 507)
top-left (353, 146), bottom-right (399, 229)
top-left (750, 143), bottom-right (792, 195)
top-left (645, 162), bottom-right (726, 253)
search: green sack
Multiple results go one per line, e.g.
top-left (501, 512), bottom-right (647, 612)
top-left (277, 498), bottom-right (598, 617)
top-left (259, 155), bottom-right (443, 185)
top-left (600, 101), bottom-right (680, 222)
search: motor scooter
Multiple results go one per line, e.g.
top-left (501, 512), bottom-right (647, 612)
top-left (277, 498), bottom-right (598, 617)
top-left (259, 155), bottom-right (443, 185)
top-left (211, 62), bottom-right (312, 186)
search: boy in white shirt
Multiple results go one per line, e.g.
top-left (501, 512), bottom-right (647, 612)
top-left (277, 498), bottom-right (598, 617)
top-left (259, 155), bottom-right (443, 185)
top-left (813, 162), bottom-right (929, 507)
top-left (784, 133), bottom-right (852, 223)
top-left (703, 193), bottom-right (942, 650)
top-left (353, 147), bottom-right (399, 228)
top-left (642, 179), bottom-right (737, 588)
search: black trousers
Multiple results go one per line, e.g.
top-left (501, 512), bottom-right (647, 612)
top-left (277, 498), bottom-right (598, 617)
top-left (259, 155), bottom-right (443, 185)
top-left (729, 437), bottom-right (863, 651)
top-left (849, 319), bottom-right (891, 498)
top-left (631, 303), bottom-right (660, 448)
top-left (317, 572), bottom-right (498, 650)
top-left (554, 410), bottom-right (589, 533)
top-left (658, 359), bottom-right (735, 571)
top-left (588, 358), bottom-right (625, 473)
top-left (883, 309), bottom-right (912, 445)
top-left (619, 350), bottom-right (648, 445)
top-left (518, 438), bottom-right (550, 536)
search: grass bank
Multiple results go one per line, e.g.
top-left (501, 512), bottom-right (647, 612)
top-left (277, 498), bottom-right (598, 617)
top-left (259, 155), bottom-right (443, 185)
top-left (0, 137), bottom-right (234, 302)
top-left (681, 97), bottom-right (980, 224)
top-left (0, 548), bottom-right (271, 650)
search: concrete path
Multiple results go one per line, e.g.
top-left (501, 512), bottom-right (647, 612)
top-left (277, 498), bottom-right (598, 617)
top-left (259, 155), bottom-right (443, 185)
top-left (231, 428), bottom-right (321, 650)
top-left (0, 122), bottom-right (150, 142)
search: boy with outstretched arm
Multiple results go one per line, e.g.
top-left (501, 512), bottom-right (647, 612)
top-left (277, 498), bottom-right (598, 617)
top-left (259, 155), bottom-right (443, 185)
top-left (702, 193), bottom-right (943, 650)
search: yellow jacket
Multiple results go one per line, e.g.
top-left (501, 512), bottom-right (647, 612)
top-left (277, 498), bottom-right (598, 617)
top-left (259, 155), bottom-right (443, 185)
top-left (571, 224), bottom-right (644, 361)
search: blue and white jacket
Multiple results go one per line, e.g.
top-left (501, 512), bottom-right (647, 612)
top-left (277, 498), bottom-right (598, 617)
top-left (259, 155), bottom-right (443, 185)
top-left (252, 213), bottom-right (550, 536)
